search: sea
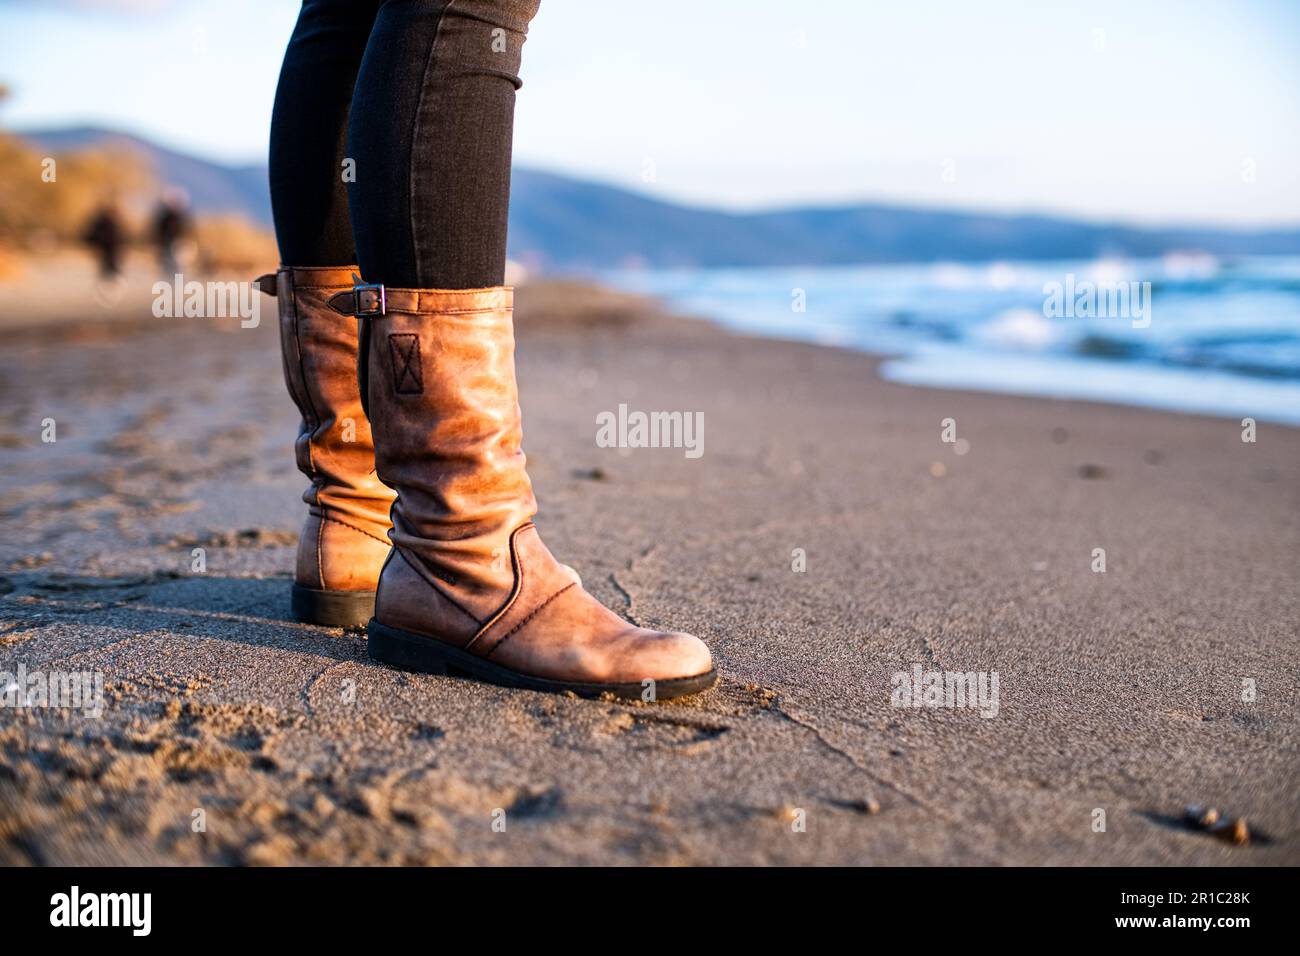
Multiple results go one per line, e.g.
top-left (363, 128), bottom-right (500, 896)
top-left (605, 255), bottom-right (1300, 425)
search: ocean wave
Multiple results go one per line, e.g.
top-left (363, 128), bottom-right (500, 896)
top-left (606, 255), bottom-right (1300, 421)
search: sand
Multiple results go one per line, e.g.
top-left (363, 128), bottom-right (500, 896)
top-left (0, 263), bottom-right (1296, 865)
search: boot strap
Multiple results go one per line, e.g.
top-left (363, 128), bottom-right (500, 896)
top-left (327, 284), bottom-right (512, 316)
top-left (328, 280), bottom-right (386, 317)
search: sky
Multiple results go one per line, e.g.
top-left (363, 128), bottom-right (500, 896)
top-left (2, 0), bottom-right (1298, 226)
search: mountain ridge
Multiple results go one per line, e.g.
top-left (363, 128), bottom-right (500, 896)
top-left (18, 125), bottom-right (1300, 270)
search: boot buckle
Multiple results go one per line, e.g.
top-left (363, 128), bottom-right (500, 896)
top-left (351, 275), bottom-right (386, 316)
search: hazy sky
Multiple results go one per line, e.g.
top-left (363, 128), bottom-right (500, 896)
top-left (2, 0), bottom-right (1298, 225)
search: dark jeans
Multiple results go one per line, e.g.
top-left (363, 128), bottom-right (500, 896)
top-left (269, 0), bottom-right (541, 288)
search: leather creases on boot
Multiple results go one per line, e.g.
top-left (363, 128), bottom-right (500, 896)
top-left (336, 283), bottom-right (715, 699)
top-left (261, 265), bottom-right (395, 627)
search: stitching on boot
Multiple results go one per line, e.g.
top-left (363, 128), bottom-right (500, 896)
top-left (390, 306), bottom-right (505, 316)
top-left (288, 270), bottom-right (321, 474)
top-left (388, 334), bottom-right (423, 394)
top-left (318, 513), bottom-right (391, 547)
top-left (314, 512), bottom-right (325, 591)
top-left (466, 523), bottom-right (531, 652)
top-left (483, 582), bottom-right (576, 659)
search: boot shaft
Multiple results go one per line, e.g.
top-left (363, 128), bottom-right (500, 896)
top-left (351, 286), bottom-right (536, 613)
top-left (268, 265), bottom-right (395, 533)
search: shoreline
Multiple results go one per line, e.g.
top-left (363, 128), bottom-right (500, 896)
top-left (601, 255), bottom-right (1300, 429)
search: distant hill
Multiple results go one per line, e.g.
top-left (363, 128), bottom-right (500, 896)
top-left (24, 126), bottom-right (273, 226)
top-left (19, 125), bottom-right (1300, 270)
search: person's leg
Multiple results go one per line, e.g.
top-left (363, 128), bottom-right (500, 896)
top-left (347, 0), bottom-right (538, 288)
top-left (340, 1), bottom-right (716, 698)
top-left (270, 0), bottom-right (381, 266)
top-left (265, 0), bottom-right (396, 627)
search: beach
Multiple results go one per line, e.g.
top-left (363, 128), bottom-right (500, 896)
top-left (0, 262), bottom-right (1296, 865)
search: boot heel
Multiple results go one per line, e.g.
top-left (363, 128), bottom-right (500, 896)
top-left (292, 584), bottom-right (375, 628)
top-left (367, 620), bottom-right (451, 674)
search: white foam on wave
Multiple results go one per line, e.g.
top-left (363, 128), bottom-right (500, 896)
top-left (881, 345), bottom-right (1300, 426)
top-left (970, 308), bottom-right (1061, 350)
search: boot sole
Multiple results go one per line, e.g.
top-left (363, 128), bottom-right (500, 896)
top-left (367, 619), bottom-right (718, 700)
top-left (292, 584), bottom-right (375, 629)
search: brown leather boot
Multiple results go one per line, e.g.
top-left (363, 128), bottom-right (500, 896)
top-left (259, 266), bottom-right (395, 627)
top-left (330, 281), bottom-right (715, 699)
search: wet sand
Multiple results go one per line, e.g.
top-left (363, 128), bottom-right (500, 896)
top-left (0, 266), bottom-right (1296, 865)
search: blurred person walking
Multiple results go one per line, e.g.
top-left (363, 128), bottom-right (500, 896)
top-left (82, 199), bottom-right (124, 279)
top-left (261, 0), bottom-right (714, 698)
top-left (152, 188), bottom-right (190, 275)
